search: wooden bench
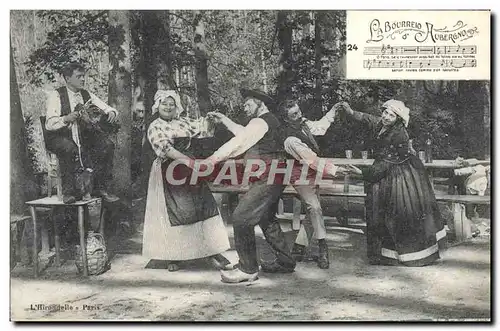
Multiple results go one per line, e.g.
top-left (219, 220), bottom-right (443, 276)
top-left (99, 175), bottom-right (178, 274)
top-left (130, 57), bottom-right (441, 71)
top-left (434, 194), bottom-right (490, 241)
top-left (208, 183), bottom-right (490, 241)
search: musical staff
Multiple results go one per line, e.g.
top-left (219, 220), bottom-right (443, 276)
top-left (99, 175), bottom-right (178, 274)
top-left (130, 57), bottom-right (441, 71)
top-left (363, 45), bottom-right (477, 56)
top-left (363, 59), bottom-right (477, 69)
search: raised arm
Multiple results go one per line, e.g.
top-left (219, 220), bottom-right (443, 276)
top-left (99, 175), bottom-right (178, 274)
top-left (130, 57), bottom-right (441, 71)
top-left (335, 101), bottom-right (380, 131)
top-left (304, 106), bottom-right (336, 136)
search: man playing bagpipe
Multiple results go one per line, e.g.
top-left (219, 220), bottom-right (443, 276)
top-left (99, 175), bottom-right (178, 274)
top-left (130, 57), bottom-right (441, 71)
top-left (44, 62), bottom-right (120, 203)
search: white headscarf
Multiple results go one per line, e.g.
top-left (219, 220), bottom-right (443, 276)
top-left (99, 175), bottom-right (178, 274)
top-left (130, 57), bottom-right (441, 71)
top-left (383, 99), bottom-right (410, 127)
top-left (152, 90), bottom-right (185, 116)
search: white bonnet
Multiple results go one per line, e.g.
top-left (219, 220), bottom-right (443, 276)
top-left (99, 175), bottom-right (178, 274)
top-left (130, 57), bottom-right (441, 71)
top-left (152, 90), bottom-right (185, 116)
top-left (383, 99), bottom-right (410, 127)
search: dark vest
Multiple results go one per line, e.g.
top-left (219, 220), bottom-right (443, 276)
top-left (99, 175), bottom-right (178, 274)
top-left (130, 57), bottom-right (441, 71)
top-left (44, 87), bottom-right (91, 151)
top-left (245, 112), bottom-right (284, 159)
top-left (283, 120), bottom-right (320, 155)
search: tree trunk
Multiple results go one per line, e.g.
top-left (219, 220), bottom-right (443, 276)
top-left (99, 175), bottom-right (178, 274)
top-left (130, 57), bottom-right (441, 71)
top-left (193, 12), bottom-right (211, 115)
top-left (259, 12), bottom-right (268, 92)
top-left (10, 41), bottom-right (36, 214)
top-left (276, 11), bottom-right (293, 105)
top-left (133, 10), bottom-right (176, 197)
top-left (109, 10), bottom-right (133, 198)
top-left (457, 81), bottom-right (486, 159)
top-left (313, 11), bottom-right (323, 119)
top-left (140, 10), bottom-right (170, 121)
top-left (302, 11), bottom-right (311, 37)
top-left (157, 10), bottom-right (175, 90)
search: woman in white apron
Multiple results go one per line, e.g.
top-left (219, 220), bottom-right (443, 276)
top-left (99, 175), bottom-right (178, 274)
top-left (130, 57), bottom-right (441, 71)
top-left (142, 90), bottom-right (231, 272)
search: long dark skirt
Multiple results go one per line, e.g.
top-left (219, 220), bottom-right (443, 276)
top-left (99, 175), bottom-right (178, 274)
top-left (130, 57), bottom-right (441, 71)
top-left (160, 161), bottom-right (219, 227)
top-left (365, 156), bottom-right (446, 266)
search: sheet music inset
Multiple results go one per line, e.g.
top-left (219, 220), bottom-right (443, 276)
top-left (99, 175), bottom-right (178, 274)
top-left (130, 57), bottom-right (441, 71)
top-left (345, 10), bottom-right (490, 80)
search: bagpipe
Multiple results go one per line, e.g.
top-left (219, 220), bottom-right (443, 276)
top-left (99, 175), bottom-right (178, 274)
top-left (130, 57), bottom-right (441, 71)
top-left (75, 100), bottom-right (120, 134)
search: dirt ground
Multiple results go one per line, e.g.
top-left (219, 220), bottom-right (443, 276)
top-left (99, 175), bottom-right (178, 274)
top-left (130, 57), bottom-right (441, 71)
top-left (10, 206), bottom-right (491, 322)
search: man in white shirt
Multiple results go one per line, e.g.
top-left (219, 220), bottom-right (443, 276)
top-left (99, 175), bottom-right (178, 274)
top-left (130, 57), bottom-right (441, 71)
top-left (204, 88), bottom-right (296, 283)
top-left (211, 99), bottom-right (353, 270)
top-left (279, 99), bottom-right (348, 269)
top-left (44, 62), bottom-right (119, 203)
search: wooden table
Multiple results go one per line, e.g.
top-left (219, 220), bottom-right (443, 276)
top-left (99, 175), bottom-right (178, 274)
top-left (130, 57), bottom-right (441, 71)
top-left (25, 197), bottom-right (103, 277)
top-left (325, 158), bottom-right (490, 169)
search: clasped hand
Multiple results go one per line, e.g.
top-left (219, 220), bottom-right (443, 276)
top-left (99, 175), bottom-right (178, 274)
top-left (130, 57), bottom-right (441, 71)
top-left (206, 111), bottom-right (226, 123)
top-left (332, 101), bottom-right (354, 115)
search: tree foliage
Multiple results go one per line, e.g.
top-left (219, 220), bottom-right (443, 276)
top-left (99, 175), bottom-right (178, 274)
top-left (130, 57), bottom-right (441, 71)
top-left (24, 10), bottom-right (109, 93)
top-left (15, 9), bottom-right (491, 182)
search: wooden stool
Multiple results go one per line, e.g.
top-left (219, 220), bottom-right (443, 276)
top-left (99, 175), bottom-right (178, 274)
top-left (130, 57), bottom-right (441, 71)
top-left (25, 197), bottom-right (103, 277)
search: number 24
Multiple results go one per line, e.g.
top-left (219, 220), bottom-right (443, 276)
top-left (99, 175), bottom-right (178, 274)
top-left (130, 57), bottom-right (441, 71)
top-left (347, 44), bottom-right (358, 51)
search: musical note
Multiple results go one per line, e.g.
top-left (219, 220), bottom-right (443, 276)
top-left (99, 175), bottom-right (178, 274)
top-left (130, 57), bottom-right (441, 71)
top-left (363, 45), bottom-right (476, 56)
top-left (388, 45), bottom-right (399, 55)
top-left (362, 45), bottom-right (479, 70)
top-left (366, 59), bottom-right (477, 69)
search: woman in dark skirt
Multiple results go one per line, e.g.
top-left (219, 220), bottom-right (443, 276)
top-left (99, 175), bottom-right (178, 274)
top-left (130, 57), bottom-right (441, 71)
top-left (335, 100), bottom-right (446, 266)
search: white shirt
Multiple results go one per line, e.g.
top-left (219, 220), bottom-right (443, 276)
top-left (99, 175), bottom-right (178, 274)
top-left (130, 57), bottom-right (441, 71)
top-left (303, 108), bottom-right (336, 136)
top-left (209, 111), bottom-right (270, 163)
top-left (45, 87), bottom-right (117, 129)
top-left (283, 110), bottom-right (337, 175)
top-left (45, 87), bottom-right (118, 151)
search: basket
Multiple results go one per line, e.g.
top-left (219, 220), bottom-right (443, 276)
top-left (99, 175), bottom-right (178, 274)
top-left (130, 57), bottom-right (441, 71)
top-left (75, 231), bottom-right (110, 275)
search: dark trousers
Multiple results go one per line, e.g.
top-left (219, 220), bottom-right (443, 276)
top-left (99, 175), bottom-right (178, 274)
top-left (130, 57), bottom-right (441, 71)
top-left (232, 179), bottom-right (296, 274)
top-left (46, 131), bottom-right (115, 196)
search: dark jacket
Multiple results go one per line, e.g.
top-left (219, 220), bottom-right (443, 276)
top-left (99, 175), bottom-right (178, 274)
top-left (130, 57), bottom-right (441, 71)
top-left (350, 110), bottom-right (411, 183)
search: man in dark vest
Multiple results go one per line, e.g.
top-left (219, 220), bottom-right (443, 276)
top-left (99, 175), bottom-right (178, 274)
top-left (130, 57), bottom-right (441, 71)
top-left (278, 99), bottom-right (356, 269)
top-left (45, 62), bottom-right (119, 204)
top-left (204, 88), bottom-right (296, 283)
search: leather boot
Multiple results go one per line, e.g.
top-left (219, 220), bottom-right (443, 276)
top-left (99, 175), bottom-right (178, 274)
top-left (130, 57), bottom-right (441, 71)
top-left (317, 240), bottom-right (330, 269)
top-left (291, 243), bottom-right (306, 262)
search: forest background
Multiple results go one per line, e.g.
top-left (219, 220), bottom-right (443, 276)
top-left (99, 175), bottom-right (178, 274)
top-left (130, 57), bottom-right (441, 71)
top-left (10, 10), bottom-right (491, 208)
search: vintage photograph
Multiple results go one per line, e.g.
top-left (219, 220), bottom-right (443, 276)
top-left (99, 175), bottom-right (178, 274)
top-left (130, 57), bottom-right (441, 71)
top-left (9, 9), bottom-right (491, 321)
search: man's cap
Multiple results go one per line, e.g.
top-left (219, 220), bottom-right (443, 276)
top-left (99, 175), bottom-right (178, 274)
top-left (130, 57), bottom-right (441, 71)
top-left (240, 88), bottom-right (276, 110)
